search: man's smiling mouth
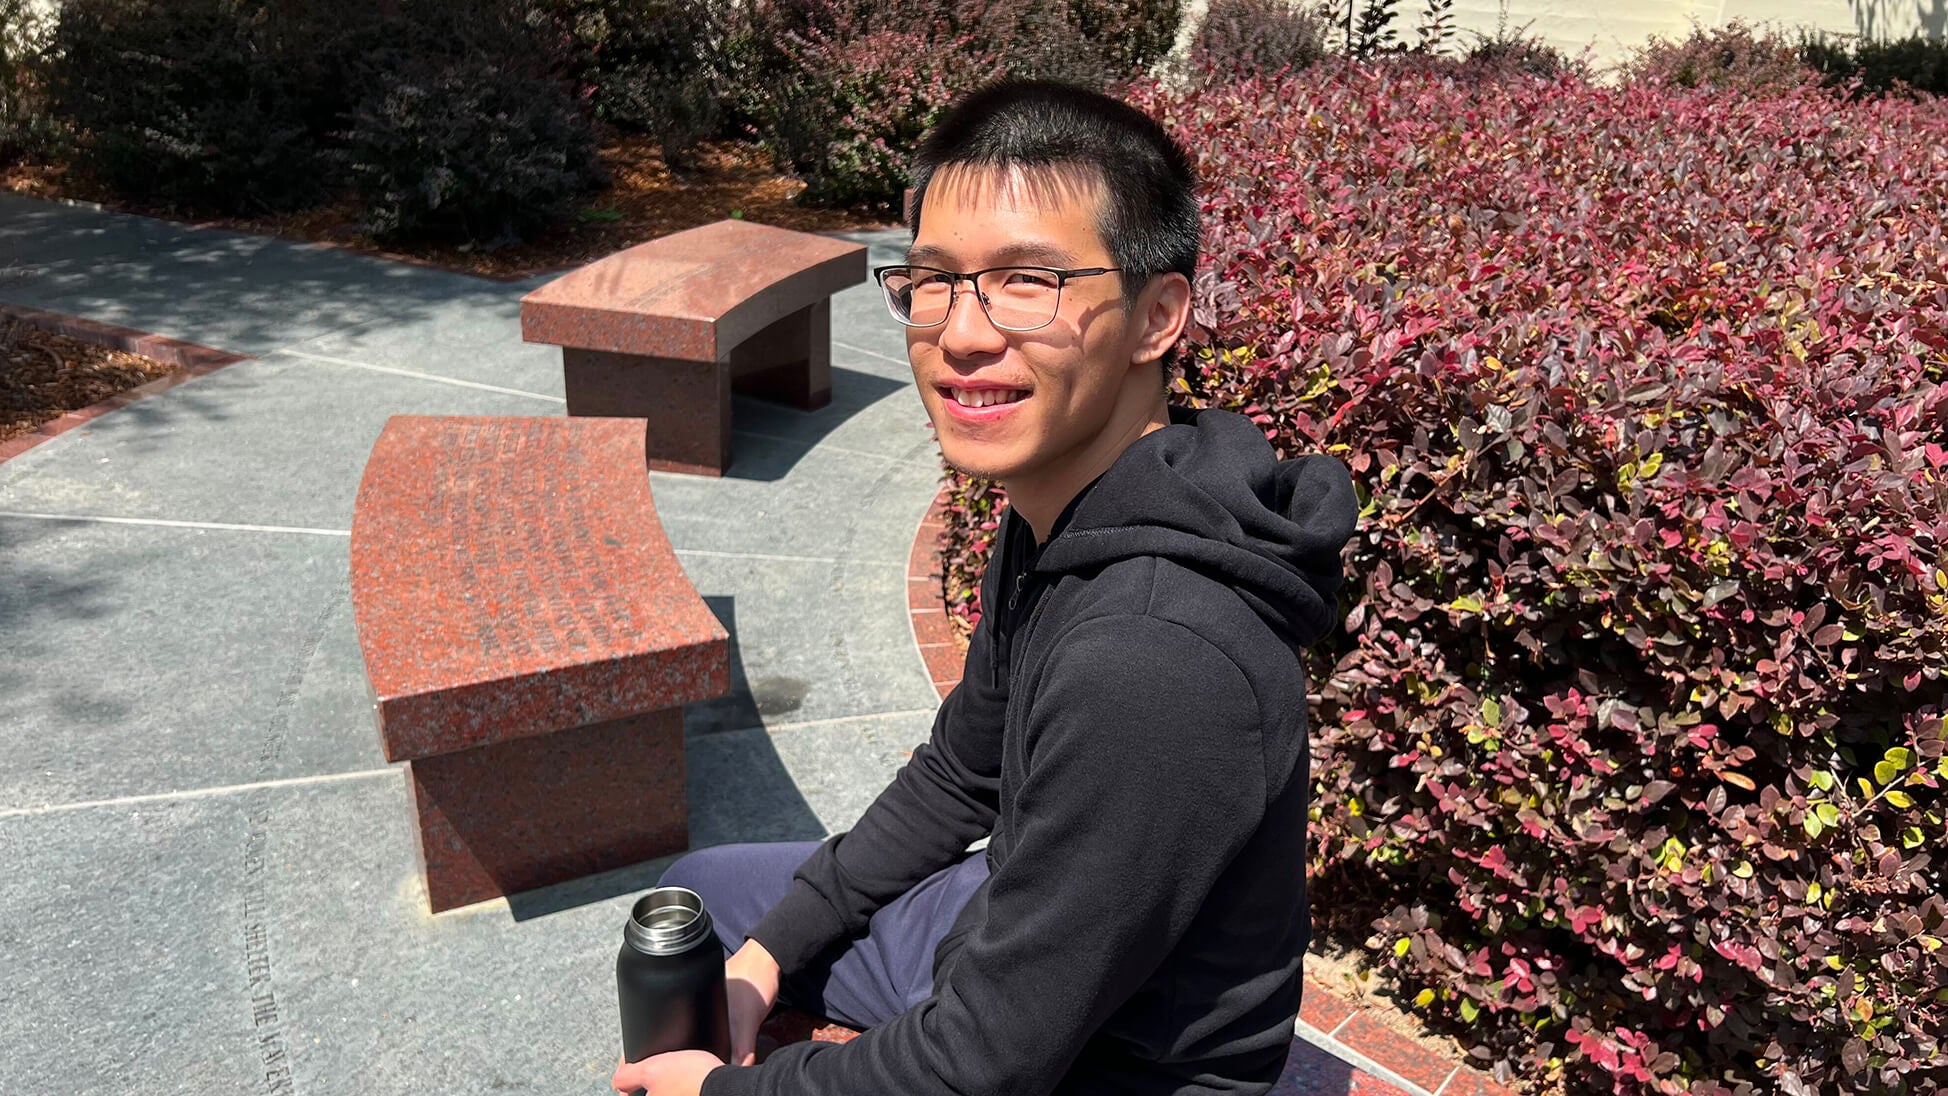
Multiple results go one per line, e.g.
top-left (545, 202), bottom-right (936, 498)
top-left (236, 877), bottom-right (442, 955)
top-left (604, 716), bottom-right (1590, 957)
top-left (947, 387), bottom-right (1030, 407)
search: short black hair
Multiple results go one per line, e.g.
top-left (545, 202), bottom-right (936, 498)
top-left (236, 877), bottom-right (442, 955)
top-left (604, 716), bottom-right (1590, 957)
top-left (907, 80), bottom-right (1200, 304)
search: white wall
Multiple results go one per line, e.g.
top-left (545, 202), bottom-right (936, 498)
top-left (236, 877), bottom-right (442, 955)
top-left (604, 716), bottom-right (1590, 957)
top-left (1166, 1), bottom-right (1946, 72)
top-left (1435, 0), bottom-right (1943, 65)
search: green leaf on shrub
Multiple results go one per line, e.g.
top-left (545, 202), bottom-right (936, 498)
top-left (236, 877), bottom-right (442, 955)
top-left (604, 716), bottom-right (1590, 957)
top-left (1805, 814), bottom-right (1825, 838)
top-left (1811, 769), bottom-right (1837, 791)
top-left (1887, 746), bottom-right (1913, 769)
top-left (1815, 803), bottom-right (1842, 827)
top-left (1394, 937), bottom-right (1412, 958)
top-left (1887, 790), bottom-right (1916, 808)
top-left (1414, 988), bottom-right (1435, 1007)
top-left (1459, 998), bottom-right (1480, 1022)
top-left (1806, 880), bottom-right (1823, 904)
top-left (1482, 697), bottom-right (1502, 725)
top-left (1875, 760), bottom-right (1900, 785)
top-left (1904, 826), bottom-right (1925, 848)
top-left (1659, 836), bottom-right (1686, 871)
top-left (1733, 860), bottom-right (1754, 878)
top-left (1448, 595), bottom-right (1484, 614)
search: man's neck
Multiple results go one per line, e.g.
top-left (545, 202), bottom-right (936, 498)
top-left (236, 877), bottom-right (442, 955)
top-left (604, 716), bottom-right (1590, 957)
top-left (1006, 401), bottom-right (1170, 543)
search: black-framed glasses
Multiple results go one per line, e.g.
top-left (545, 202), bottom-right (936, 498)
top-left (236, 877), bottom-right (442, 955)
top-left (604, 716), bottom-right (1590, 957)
top-left (873, 264), bottom-right (1122, 332)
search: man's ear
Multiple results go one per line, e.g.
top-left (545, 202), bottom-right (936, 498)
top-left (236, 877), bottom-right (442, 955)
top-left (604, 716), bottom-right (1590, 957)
top-left (1131, 272), bottom-right (1191, 369)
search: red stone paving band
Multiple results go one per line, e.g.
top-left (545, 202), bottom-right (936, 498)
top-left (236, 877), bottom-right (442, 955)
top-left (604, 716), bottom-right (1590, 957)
top-left (0, 303), bottom-right (250, 464)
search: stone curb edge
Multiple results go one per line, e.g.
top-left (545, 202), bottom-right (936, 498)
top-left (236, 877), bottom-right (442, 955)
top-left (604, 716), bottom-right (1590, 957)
top-left (0, 303), bottom-right (251, 465)
top-left (906, 489), bottom-right (965, 699)
top-left (902, 490), bottom-right (1517, 1096)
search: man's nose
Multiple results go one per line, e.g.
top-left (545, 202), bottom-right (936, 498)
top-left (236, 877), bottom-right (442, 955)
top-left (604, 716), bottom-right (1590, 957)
top-left (938, 279), bottom-right (1009, 358)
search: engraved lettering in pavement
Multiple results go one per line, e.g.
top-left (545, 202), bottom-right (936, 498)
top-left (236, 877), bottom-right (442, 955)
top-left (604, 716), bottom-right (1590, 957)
top-left (243, 810), bottom-right (293, 1095)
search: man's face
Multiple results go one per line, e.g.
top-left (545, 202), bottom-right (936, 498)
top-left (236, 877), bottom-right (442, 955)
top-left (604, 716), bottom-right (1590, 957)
top-left (904, 165), bottom-right (1158, 485)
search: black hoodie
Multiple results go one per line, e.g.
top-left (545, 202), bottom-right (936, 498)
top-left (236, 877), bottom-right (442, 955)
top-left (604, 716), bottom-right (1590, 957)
top-left (707, 406), bottom-right (1358, 1096)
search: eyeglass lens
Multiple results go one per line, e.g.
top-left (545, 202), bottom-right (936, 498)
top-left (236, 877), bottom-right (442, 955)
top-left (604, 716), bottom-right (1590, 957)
top-left (882, 268), bottom-right (1063, 331)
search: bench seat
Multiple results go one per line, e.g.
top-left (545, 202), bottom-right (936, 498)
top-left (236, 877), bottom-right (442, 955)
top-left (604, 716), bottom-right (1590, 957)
top-left (350, 414), bottom-right (729, 912)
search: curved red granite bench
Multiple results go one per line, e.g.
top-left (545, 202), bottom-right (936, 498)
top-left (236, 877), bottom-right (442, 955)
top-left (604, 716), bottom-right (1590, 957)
top-left (351, 415), bottom-right (730, 913)
top-left (520, 219), bottom-right (869, 476)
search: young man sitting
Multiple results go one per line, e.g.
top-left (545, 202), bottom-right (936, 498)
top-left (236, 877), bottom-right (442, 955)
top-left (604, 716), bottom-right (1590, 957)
top-left (613, 79), bottom-right (1357, 1096)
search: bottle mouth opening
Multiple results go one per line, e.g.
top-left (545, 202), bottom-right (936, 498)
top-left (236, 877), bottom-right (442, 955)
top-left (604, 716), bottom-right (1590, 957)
top-left (625, 886), bottom-right (714, 955)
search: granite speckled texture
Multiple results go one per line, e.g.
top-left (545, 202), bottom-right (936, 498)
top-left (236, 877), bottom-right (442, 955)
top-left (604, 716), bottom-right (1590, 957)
top-left (519, 220), bottom-right (865, 363)
top-left (350, 415), bottom-right (730, 763)
top-left (408, 708), bottom-right (687, 912)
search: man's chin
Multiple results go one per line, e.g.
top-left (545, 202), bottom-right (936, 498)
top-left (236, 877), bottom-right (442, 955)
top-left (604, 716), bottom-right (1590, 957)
top-left (938, 447), bottom-right (1015, 485)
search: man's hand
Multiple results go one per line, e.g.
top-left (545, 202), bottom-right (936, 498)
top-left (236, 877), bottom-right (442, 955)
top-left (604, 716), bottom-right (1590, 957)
top-left (611, 1049), bottom-right (723, 1095)
top-left (725, 937), bottom-right (782, 1066)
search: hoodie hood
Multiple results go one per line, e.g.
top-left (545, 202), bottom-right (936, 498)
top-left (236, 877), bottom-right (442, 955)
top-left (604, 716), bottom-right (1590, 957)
top-left (1032, 405), bottom-right (1358, 647)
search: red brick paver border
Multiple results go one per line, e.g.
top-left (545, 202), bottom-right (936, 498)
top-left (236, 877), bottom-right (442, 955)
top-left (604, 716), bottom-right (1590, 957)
top-left (0, 303), bottom-right (250, 464)
top-left (903, 493), bottom-right (1518, 1096)
top-left (907, 490), bottom-right (964, 698)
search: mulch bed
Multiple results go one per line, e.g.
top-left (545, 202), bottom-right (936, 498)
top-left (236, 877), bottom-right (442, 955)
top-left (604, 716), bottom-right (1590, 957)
top-left (1, 132), bottom-right (899, 280)
top-left (0, 318), bottom-right (180, 443)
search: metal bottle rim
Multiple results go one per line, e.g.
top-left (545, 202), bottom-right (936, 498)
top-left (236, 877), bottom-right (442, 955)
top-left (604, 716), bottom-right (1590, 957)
top-left (624, 886), bottom-right (715, 956)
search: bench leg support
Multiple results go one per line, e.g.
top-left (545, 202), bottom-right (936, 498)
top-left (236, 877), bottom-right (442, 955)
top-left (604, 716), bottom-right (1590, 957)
top-left (563, 348), bottom-right (732, 476)
top-left (730, 300), bottom-right (833, 411)
top-left (406, 707), bottom-right (688, 913)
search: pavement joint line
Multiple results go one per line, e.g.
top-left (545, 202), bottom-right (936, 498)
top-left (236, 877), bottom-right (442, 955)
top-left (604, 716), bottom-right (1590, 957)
top-left (1328, 1009), bottom-right (1356, 1039)
top-left (0, 767), bottom-right (398, 821)
top-left (671, 547), bottom-right (902, 567)
top-left (1431, 1063), bottom-right (1461, 1095)
top-left (1292, 1017), bottom-right (1435, 1096)
top-left (832, 338), bottom-right (911, 367)
top-left (274, 347), bottom-right (567, 403)
top-left (0, 510), bottom-right (351, 536)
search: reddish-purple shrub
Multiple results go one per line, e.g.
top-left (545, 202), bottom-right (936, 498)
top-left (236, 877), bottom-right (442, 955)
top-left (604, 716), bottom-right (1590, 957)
top-left (940, 64), bottom-right (1948, 1093)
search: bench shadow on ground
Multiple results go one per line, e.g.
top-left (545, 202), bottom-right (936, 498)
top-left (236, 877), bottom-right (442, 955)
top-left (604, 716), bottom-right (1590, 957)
top-left (721, 366), bottom-right (908, 482)
top-left (503, 597), bottom-right (827, 922)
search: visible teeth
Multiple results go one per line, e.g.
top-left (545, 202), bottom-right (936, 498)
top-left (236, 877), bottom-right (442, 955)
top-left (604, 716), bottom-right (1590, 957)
top-left (954, 388), bottom-right (1025, 407)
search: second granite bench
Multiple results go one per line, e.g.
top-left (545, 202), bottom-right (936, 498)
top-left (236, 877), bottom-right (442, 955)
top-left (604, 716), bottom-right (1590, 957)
top-left (350, 414), bottom-right (730, 912)
top-left (520, 219), bottom-right (869, 476)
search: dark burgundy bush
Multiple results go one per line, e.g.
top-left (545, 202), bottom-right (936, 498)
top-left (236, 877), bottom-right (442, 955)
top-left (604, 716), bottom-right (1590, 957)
top-left (1185, 0), bottom-right (1332, 80)
top-left (45, 0), bottom-right (329, 213)
top-left (940, 63), bottom-right (1948, 1093)
top-left (744, 0), bottom-right (1180, 210)
top-left (542, 0), bottom-right (735, 168)
top-left (1802, 32), bottom-right (1948, 100)
top-left (344, 51), bottom-right (602, 245)
top-left (1622, 20), bottom-right (1814, 92)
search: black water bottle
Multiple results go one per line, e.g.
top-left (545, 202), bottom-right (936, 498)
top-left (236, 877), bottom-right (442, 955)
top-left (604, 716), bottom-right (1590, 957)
top-left (617, 886), bottom-right (733, 1077)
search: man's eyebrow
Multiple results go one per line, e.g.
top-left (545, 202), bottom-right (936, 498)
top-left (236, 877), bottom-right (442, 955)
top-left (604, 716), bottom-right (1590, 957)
top-left (903, 242), bottom-right (1082, 268)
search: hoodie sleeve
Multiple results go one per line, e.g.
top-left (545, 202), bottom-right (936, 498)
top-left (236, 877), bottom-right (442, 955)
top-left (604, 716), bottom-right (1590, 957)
top-left (706, 614), bottom-right (1264, 1096)
top-left (745, 612), bottom-right (1006, 973)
